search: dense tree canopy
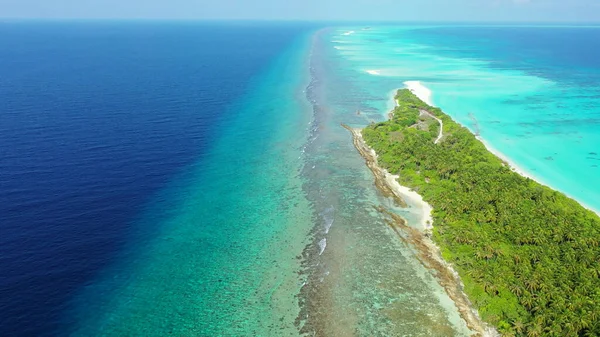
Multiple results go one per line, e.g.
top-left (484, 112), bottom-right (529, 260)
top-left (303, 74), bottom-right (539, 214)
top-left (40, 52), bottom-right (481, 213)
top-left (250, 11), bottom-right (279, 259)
top-left (363, 89), bottom-right (600, 337)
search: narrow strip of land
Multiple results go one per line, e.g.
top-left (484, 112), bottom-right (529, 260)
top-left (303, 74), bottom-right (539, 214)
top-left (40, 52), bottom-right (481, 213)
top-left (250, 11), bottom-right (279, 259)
top-left (361, 88), bottom-right (600, 337)
top-left (344, 124), bottom-right (491, 337)
top-left (396, 96), bottom-right (443, 144)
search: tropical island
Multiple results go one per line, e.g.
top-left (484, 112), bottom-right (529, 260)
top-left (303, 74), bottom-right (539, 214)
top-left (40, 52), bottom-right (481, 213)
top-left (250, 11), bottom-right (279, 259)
top-left (355, 88), bottom-right (600, 336)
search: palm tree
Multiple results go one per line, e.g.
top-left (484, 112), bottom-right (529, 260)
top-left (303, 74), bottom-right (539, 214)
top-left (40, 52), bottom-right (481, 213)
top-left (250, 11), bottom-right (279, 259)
top-left (509, 283), bottom-right (523, 297)
top-left (521, 294), bottom-right (535, 310)
top-left (525, 279), bottom-right (540, 292)
top-left (513, 254), bottom-right (522, 265)
top-left (512, 319), bottom-right (526, 334)
top-left (483, 280), bottom-right (498, 295)
top-left (526, 323), bottom-right (542, 337)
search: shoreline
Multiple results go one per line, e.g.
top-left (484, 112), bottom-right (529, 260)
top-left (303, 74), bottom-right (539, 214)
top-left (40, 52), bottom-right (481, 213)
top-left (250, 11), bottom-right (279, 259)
top-left (343, 125), bottom-right (496, 337)
top-left (477, 136), bottom-right (600, 216)
top-left (352, 82), bottom-right (600, 336)
top-left (404, 80), bottom-right (600, 217)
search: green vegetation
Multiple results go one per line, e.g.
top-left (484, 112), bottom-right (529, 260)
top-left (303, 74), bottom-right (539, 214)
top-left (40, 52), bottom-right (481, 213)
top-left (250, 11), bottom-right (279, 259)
top-left (363, 89), bottom-right (600, 337)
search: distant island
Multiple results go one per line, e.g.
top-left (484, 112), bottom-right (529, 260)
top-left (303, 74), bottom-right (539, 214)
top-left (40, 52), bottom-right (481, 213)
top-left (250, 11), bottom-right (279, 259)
top-left (352, 88), bottom-right (600, 336)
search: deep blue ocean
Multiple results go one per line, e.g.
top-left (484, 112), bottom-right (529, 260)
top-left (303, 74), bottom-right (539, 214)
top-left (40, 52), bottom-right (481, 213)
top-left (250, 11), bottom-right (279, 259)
top-left (1, 22), bottom-right (599, 336)
top-left (0, 22), bottom-right (314, 336)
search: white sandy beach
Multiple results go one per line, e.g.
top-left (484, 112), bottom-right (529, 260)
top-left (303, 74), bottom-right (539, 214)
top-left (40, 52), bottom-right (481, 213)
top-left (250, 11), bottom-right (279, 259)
top-left (479, 136), bottom-right (600, 216)
top-left (387, 82), bottom-right (501, 336)
top-left (405, 80), bottom-right (533, 176)
top-left (404, 81), bottom-right (434, 106)
top-left (385, 172), bottom-right (434, 231)
top-left (356, 130), bottom-right (435, 232)
top-left (348, 102), bottom-right (496, 337)
top-left (404, 80), bottom-right (600, 216)
top-left (380, 81), bottom-right (437, 231)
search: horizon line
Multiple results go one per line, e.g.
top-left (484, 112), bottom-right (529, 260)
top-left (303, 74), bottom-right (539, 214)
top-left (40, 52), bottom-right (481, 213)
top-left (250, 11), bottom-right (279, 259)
top-left (1, 18), bottom-right (600, 25)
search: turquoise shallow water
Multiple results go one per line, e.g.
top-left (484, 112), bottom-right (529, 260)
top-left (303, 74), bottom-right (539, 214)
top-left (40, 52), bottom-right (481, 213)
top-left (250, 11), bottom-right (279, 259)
top-left (295, 29), bottom-right (474, 336)
top-left (65, 29), bottom-right (316, 336)
top-left (65, 26), bottom-right (478, 336)
top-left (329, 25), bottom-right (600, 213)
top-left (9, 23), bottom-right (597, 337)
top-left (0, 22), bottom-right (322, 336)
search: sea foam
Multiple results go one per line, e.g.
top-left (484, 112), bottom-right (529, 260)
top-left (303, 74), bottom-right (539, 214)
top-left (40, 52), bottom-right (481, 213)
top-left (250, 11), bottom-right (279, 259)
top-left (318, 238), bottom-right (327, 255)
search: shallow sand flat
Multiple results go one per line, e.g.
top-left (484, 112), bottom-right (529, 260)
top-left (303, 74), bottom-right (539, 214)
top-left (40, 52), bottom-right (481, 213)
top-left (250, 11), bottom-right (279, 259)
top-left (346, 125), bottom-right (497, 337)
